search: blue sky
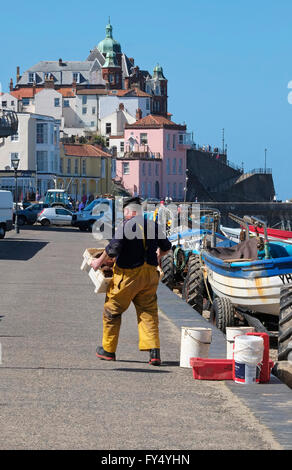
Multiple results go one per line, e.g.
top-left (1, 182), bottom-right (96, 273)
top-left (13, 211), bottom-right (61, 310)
top-left (1, 0), bottom-right (292, 199)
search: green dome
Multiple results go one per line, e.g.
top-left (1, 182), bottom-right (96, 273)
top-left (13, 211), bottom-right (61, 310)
top-left (153, 63), bottom-right (165, 79)
top-left (98, 20), bottom-right (121, 55)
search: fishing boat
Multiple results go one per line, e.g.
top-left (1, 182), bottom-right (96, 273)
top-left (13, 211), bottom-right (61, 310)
top-left (201, 214), bottom-right (292, 360)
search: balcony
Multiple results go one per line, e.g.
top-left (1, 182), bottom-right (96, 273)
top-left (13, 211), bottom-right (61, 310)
top-left (0, 109), bottom-right (18, 138)
top-left (120, 144), bottom-right (162, 160)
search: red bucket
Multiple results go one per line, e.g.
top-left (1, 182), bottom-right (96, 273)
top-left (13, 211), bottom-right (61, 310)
top-left (190, 358), bottom-right (233, 380)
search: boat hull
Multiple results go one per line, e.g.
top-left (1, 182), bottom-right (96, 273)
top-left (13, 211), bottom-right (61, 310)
top-left (203, 251), bottom-right (292, 316)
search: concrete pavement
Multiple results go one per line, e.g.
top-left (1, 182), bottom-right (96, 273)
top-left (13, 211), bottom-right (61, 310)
top-left (0, 226), bottom-right (290, 450)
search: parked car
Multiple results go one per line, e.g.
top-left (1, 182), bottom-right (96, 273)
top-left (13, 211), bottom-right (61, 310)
top-left (0, 190), bottom-right (13, 238)
top-left (14, 203), bottom-right (49, 226)
top-left (71, 197), bottom-right (115, 232)
top-left (37, 207), bottom-right (73, 226)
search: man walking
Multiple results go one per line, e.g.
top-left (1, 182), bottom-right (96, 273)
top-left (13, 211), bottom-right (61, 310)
top-left (91, 197), bottom-right (171, 366)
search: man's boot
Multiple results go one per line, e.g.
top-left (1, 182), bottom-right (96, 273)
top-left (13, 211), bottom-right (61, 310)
top-left (96, 346), bottom-right (116, 361)
top-left (149, 348), bottom-right (161, 366)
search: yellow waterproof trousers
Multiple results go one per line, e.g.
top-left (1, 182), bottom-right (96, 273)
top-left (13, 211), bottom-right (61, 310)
top-left (102, 263), bottom-right (160, 353)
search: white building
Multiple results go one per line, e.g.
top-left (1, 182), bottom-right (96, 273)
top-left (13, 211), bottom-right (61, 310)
top-left (0, 112), bottom-right (60, 198)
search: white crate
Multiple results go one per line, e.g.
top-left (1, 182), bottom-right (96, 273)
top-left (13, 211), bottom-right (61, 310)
top-left (88, 267), bottom-right (113, 294)
top-left (80, 248), bottom-right (104, 272)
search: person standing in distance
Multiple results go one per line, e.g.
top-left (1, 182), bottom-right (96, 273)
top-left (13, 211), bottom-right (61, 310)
top-left (91, 197), bottom-right (171, 366)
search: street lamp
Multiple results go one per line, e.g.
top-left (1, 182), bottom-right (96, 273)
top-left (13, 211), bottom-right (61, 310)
top-left (11, 154), bottom-right (20, 234)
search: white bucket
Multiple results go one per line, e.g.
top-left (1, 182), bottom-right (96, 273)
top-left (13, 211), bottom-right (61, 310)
top-left (226, 327), bottom-right (255, 359)
top-left (180, 327), bottom-right (212, 368)
top-left (233, 335), bottom-right (264, 384)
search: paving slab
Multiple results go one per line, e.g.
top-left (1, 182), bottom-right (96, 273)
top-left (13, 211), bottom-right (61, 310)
top-left (0, 227), bottom-right (290, 450)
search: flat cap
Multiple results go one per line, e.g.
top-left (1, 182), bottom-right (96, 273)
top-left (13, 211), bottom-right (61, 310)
top-left (123, 196), bottom-right (142, 209)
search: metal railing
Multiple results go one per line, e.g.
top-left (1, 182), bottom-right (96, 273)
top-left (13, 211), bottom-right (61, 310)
top-left (0, 109), bottom-right (18, 138)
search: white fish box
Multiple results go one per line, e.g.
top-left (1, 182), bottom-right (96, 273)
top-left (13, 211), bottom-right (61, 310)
top-left (88, 267), bottom-right (113, 294)
top-left (80, 248), bottom-right (104, 272)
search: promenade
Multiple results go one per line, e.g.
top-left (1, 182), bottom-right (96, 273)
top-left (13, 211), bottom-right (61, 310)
top-left (0, 227), bottom-right (290, 450)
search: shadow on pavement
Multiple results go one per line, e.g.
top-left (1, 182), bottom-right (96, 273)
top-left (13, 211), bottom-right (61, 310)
top-left (18, 225), bottom-right (80, 234)
top-left (114, 368), bottom-right (171, 373)
top-left (0, 240), bottom-right (48, 260)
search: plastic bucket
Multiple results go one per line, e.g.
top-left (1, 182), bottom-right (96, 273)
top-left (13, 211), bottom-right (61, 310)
top-left (233, 335), bottom-right (264, 384)
top-left (180, 327), bottom-right (212, 368)
top-left (226, 327), bottom-right (255, 359)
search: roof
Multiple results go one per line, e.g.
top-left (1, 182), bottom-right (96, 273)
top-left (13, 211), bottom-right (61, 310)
top-left (125, 114), bottom-right (186, 130)
top-left (10, 87), bottom-right (76, 99)
top-left (76, 87), bottom-right (150, 98)
top-left (63, 144), bottom-right (112, 158)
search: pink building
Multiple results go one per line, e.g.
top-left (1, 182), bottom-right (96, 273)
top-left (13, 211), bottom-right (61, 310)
top-left (116, 114), bottom-right (189, 200)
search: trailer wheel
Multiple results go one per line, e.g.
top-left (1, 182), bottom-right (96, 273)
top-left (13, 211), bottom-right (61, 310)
top-left (161, 251), bottom-right (174, 289)
top-left (182, 255), bottom-right (204, 314)
top-left (210, 297), bottom-right (235, 333)
top-left (278, 284), bottom-right (292, 361)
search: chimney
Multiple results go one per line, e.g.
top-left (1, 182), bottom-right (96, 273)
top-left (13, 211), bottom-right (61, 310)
top-left (9, 78), bottom-right (13, 92)
top-left (59, 58), bottom-right (63, 66)
top-left (44, 75), bottom-right (55, 89)
top-left (129, 58), bottom-right (135, 65)
top-left (72, 79), bottom-right (77, 93)
top-left (33, 80), bottom-right (36, 96)
top-left (16, 66), bottom-right (20, 83)
top-left (119, 102), bottom-right (124, 111)
top-left (136, 108), bottom-right (142, 121)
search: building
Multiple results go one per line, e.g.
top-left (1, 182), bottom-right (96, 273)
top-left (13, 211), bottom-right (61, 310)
top-left (0, 112), bottom-right (60, 199)
top-left (58, 143), bottom-right (114, 200)
top-left (7, 20), bottom-right (168, 139)
top-left (115, 115), bottom-right (190, 200)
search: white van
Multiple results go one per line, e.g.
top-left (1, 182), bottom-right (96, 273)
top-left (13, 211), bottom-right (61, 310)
top-left (0, 190), bottom-right (13, 238)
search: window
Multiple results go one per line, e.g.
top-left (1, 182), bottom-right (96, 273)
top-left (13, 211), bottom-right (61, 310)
top-left (106, 123), bottom-right (111, 134)
top-left (115, 73), bottom-right (120, 83)
top-left (73, 72), bottom-right (80, 83)
top-left (155, 164), bottom-right (159, 176)
top-left (2, 101), bottom-right (7, 107)
top-left (166, 134), bottom-right (170, 150)
top-left (140, 133), bottom-right (148, 145)
top-left (178, 158), bottom-right (183, 174)
top-left (22, 98), bottom-right (30, 106)
top-left (178, 134), bottom-right (184, 145)
top-left (11, 101), bottom-right (14, 106)
top-left (142, 162), bottom-right (146, 176)
top-left (36, 151), bottom-right (48, 172)
top-left (74, 159), bottom-right (79, 175)
top-left (122, 162), bottom-right (130, 175)
top-left (64, 100), bottom-right (70, 108)
top-left (67, 159), bottom-right (71, 174)
top-left (82, 96), bottom-right (87, 105)
top-left (11, 132), bottom-right (19, 142)
top-left (173, 182), bottom-right (177, 199)
top-left (109, 74), bottom-right (114, 83)
top-left (148, 163), bottom-right (151, 176)
top-left (106, 138), bottom-right (110, 147)
top-left (141, 182), bottom-right (146, 197)
top-left (36, 123), bottom-right (48, 144)
top-left (172, 158), bottom-right (177, 175)
top-left (120, 141), bottom-right (124, 153)
top-left (28, 72), bottom-right (36, 83)
top-left (92, 106), bottom-right (96, 114)
top-left (54, 98), bottom-right (60, 107)
top-left (82, 159), bottom-right (86, 175)
top-left (146, 98), bottom-right (150, 110)
top-left (101, 158), bottom-right (106, 178)
top-left (173, 134), bottom-right (176, 150)
top-left (155, 86), bottom-right (160, 95)
top-left (148, 182), bottom-right (151, 197)
top-left (167, 158), bottom-right (170, 175)
top-left (82, 107), bottom-right (87, 115)
top-left (111, 159), bottom-right (116, 178)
